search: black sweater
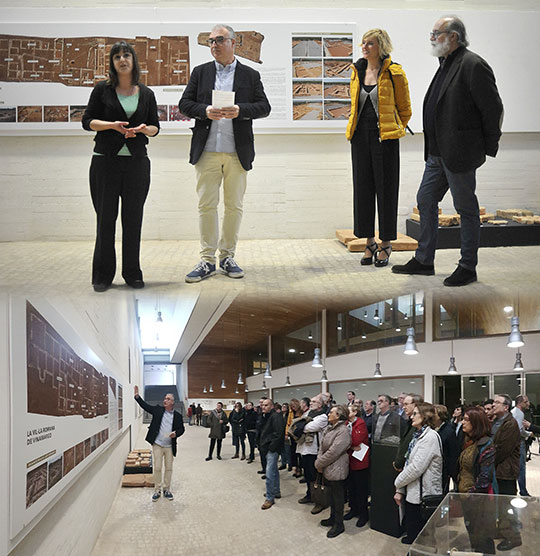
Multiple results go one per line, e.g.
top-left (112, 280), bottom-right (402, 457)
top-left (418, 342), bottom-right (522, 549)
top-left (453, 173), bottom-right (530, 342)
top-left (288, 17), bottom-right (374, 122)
top-left (82, 80), bottom-right (160, 157)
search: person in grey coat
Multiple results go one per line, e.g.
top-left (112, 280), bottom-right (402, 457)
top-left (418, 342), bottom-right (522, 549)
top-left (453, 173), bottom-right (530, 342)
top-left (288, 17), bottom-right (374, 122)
top-left (205, 402), bottom-right (228, 461)
top-left (315, 405), bottom-right (351, 538)
top-left (394, 402), bottom-right (443, 545)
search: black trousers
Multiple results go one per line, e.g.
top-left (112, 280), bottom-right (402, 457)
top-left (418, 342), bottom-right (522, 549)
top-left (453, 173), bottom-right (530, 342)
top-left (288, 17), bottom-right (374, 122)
top-left (347, 468), bottom-right (369, 520)
top-left (89, 155), bottom-right (150, 285)
top-left (498, 479), bottom-right (521, 545)
top-left (351, 127), bottom-right (400, 241)
top-left (232, 433), bottom-right (246, 456)
top-left (208, 438), bottom-right (222, 457)
top-left (247, 431), bottom-right (257, 460)
top-left (327, 479), bottom-right (346, 526)
top-left (302, 454), bottom-right (317, 497)
top-left (404, 501), bottom-right (426, 542)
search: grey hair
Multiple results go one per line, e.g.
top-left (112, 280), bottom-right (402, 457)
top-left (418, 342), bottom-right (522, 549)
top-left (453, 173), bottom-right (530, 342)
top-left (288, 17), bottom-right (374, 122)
top-left (441, 16), bottom-right (469, 47)
top-left (212, 24), bottom-right (235, 40)
top-left (166, 392), bottom-right (175, 401)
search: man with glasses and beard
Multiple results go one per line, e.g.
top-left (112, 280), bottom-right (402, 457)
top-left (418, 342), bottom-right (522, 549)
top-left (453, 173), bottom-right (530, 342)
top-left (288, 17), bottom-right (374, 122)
top-left (393, 15), bottom-right (503, 287)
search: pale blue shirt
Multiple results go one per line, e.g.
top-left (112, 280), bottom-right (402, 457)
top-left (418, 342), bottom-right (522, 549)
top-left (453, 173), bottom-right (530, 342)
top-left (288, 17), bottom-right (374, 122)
top-left (155, 410), bottom-right (174, 448)
top-left (204, 58), bottom-right (237, 154)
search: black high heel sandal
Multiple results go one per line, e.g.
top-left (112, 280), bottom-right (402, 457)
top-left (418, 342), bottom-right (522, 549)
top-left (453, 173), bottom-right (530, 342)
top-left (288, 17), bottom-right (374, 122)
top-left (374, 245), bottom-right (392, 267)
top-left (361, 242), bottom-right (378, 266)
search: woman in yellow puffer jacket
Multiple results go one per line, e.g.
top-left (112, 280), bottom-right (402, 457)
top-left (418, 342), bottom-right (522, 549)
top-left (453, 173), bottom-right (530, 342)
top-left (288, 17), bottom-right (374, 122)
top-left (346, 29), bottom-right (411, 267)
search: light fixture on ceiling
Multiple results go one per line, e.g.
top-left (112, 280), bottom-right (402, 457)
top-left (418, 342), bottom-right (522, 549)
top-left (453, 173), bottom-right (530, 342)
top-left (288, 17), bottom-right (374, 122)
top-left (209, 384), bottom-right (214, 392)
top-left (156, 310), bottom-right (163, 323)
top-left (308, 330), bottom-right (313, 340)
top-left (513, 350), bottom-right (524, 371)
top-left (235, 387), bottom-right (239, 394)
top-left (203, 386), bottom-right (207, 393)
top-left (337, 320), bottom-right (342, 331)
top-left (404, 313), bottom-right (408, 320)
top-left (221, 379), bottom-right (226, 389)
top-left (285, 374), bottom-right (291, 386)
top-left (481, 377), bottom-right (487, 388)
top-left (363, 310), bottom-right (368, 318)
top-left (468, 376), bottom-right (475, 383)
top-left (503, 305), bottom-right (514, 314)
top-left (237, 373), bottom-right (244, 385)
top-left (312, 347), bottom-right (323, 368)
top-left (374, 349), bottom-right (382, 377)
top-left (403, 327), bottom-right (418, 355)
top-left (264, 364), bottom-right (272, 379)
top-left (321, 369), bottom-right (328, 383)
top-left (289, 348), bottom-right (296, 353)
top-left (507, 316), bottom-right (524, 348)
top-left (395, 327), bottom-right (401, 332)
top-left (361, 333), bottom-right (367, 339)
top-left (448, 340), bottom-right (458, 375)
top-left (245, 384), bottom-right (249, 393)
top-left (374, 308), bottom-right (380, 321)
top-left (262, 379), bottom-right (267, 389)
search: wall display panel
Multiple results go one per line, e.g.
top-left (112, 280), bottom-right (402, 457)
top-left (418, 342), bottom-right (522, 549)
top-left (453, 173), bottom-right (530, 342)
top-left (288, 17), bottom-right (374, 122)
top-left (9, 298), bottom-right (125, 539)
top-left (0, 10), bottom-right (354, 135)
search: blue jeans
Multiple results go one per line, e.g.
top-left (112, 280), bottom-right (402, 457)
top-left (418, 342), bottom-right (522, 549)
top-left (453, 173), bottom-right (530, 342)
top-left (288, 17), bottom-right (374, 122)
top-left (415, 155), bottom-right (479, 271)
top-left (264, 451), bottom-right (280, 502)
top-left (518, 441), bottom-right (529, 495)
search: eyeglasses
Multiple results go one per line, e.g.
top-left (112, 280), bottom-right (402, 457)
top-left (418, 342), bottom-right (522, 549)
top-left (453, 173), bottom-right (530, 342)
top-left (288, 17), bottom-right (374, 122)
top-left (207, 36), bottom-right (231, 46)
top-left (430, 30), bottom-right (449, 39)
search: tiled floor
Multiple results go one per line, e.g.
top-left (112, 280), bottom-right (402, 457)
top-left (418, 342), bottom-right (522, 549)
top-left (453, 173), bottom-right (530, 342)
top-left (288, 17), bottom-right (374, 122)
top-left (91, 422), bottom-right (540, 556)
top-left (0, 239), bottom-right (539, 299)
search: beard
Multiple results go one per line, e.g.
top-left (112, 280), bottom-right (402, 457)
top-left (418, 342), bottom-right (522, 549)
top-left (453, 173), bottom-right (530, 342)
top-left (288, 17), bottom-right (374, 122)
top-left (431, 35), bottom-right (452, 57)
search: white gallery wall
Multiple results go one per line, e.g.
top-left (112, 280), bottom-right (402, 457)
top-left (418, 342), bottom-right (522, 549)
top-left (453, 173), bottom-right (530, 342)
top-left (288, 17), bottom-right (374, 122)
top-left (1, 4), bottom-right (540, 241)
top-left (0, 294), bottom-right (144, 556)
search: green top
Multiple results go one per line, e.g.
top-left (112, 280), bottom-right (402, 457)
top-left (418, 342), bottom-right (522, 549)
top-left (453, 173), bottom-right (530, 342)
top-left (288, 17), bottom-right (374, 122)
top-left (94, 91), bottom-right (140, 156)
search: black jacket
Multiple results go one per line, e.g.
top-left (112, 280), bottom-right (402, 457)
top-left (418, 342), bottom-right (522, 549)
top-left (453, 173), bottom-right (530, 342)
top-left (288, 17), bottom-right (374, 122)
top-left (229, 408), bottom-right (246, 436)
top-left (437, 420), bottom-right (459, 491)
top-left (244, 408), bottom-right (258, 431)
top-left (423, 47), bottom-right (503, 172)
top-left (394, 419), bottom-right (414, 470)
top-left (82, 81), bottom-right (160, 157)
top-left (178, 60), bottom-right (271, 171)
top-left (258, 410), bottom-right (285, 455)
top-left (134, 395), bottom-right (185, 457)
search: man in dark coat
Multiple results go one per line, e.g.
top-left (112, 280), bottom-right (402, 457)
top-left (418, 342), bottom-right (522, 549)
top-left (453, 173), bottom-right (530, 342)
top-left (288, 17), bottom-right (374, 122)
top-left (259, 399), bottom-right (285, 509)
top-left (492, 393), bottom-right (522, 550)
top-left (134, 385), bottom-right (185, 502)
top-left (393, 15), bottom-right (503, 287)
top-left (205, 401), bottom-right (228, 461)
top-left (179, 24), bottom-right (271, 283)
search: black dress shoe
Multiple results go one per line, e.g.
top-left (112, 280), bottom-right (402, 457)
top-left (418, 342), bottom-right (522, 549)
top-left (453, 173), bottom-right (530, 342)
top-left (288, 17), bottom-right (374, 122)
top-left (205, 456), bottom-right (212, 461)
top-left (260, 475), bottom-right (266, 479)
top-left (320, 517), bottom-right (335, 527)
top-left (343, 510), bottom-right (356, 521)
top-left (311, 505), bottom-right (325, 515)
top-left (374, 245), bottom-right (392, 267)
top-left (356, 517), bottom-right (369, 528)
top-left (278, 464), bottom-right (287, 470)
top-left (298, 496), bottom-right (312, 504)
top-left (93, 282), bottom-right (110, 293)
top-left (392, 256), bottom-right (435, 276)
top-left (217, 455), bottom-right (222, 460)
top-left (401, 536), bottom-right (414, 545)
top-left (443, 265), bottom-right (477, 287)
top-left (126, 279), bottom-right (145, 289)
top-left (327, 524), bottom-right (345, 538)
top-left (497, 539), bottom-right (522, 551)
top-left (257, 470), bottom-right (265, 474)
top-left (299, 478), bottom-right (307, 484)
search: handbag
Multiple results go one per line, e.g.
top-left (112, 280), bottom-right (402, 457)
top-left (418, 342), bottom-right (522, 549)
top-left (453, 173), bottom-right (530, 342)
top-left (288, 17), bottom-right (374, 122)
top-left (222, 424), bottom-right (230, 434)
top-left (311, 472), bottom-right (331, 509)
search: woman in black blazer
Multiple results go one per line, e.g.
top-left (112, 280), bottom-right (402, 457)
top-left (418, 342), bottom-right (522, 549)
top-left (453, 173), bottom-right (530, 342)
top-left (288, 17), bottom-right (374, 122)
top-left (82, 41), bottom-right (159, 292)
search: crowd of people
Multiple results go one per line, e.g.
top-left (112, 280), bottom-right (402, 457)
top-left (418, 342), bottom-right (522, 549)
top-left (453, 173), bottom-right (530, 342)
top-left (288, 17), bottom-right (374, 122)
top-left (199, 391), bottom-right (537, 547)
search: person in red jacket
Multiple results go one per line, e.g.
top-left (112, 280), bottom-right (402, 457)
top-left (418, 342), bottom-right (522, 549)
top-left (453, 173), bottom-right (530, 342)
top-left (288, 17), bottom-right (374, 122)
top-left (345, 405), bottom-right (370, 527)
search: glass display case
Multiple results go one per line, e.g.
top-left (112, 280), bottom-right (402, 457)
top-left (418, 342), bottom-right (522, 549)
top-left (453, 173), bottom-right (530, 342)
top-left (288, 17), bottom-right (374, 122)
top-left (410, 493), bottom-right (539, 555)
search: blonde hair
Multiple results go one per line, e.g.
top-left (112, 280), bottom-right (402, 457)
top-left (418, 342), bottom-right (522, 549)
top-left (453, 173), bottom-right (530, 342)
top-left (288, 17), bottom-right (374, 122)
top-left (362, 29), bottom-right (393, 58)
